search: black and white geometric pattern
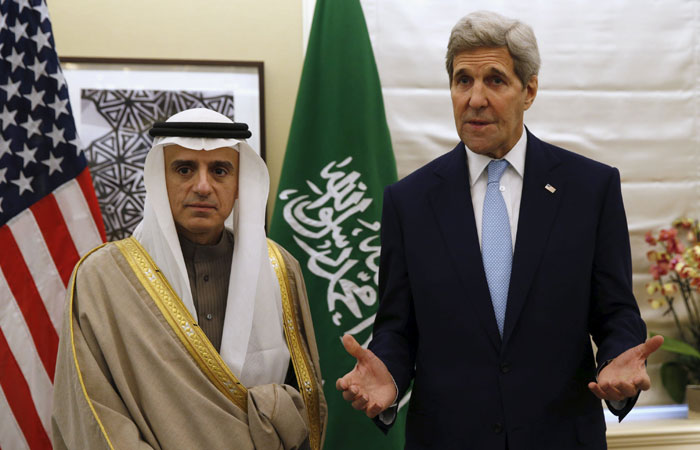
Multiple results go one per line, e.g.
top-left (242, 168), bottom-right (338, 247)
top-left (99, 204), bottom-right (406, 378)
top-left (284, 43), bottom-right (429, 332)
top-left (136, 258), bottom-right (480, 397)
top-left (80, 89), bottom-right (234, 240)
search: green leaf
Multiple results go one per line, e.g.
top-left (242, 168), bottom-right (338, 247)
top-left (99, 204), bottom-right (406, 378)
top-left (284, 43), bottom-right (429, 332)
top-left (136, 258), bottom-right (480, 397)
top-left (660, 361), bottom-right (689, 403)
top-left (650, 332), bottom-right (700, 360)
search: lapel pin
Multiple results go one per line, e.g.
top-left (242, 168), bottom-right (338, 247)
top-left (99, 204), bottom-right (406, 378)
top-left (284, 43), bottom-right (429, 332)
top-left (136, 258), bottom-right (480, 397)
top-left (545, 184), bottom-right (556, 194)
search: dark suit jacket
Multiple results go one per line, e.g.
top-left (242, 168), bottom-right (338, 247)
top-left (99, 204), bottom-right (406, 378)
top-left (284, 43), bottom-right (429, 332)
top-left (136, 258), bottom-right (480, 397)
top-left (368, 130), bottom-right (647, 450)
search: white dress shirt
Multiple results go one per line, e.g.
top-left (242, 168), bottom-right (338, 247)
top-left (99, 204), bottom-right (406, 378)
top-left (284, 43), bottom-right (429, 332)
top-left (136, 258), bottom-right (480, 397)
top-left (466, 129), bottom-right (527, 250)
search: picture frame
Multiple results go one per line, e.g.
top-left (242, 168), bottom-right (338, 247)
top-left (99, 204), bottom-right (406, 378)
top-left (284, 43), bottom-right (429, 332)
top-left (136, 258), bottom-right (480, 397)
top-left (60, 57), bottom-right (265, 240)
top-left (61, 57), bottom-right (265, 159)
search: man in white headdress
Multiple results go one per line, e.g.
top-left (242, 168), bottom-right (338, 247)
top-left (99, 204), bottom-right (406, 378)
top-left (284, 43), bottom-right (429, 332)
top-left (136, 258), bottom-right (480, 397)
top-left (52, 108), bottom-right (327, 450)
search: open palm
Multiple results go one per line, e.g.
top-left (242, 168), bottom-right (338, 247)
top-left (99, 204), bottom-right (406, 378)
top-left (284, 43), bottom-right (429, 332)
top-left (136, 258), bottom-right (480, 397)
top-left (336, 334), bottom-right (397, 418)
top-left (588, 335), bottom-right (664, 401)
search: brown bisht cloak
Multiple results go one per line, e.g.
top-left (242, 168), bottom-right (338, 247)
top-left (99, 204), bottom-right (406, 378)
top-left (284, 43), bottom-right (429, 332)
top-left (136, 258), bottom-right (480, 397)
top-left (52, 238), bottom-right (327, 450)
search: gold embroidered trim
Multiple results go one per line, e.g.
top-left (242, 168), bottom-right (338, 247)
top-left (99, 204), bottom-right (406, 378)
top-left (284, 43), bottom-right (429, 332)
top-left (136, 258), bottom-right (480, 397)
top-left (267, 240), bottom-right (321, 450)
top-left (68, 243), bottom-right (116, 450)
top-left (114, 237), bottom-right (248, 411)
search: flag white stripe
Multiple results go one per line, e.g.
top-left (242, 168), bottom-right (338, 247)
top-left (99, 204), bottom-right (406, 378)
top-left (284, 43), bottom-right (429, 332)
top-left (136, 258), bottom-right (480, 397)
top-left (8, 210), bottom-right (66, 332)
top-left (0, 270), bottom-right (53, 442)
top-left (54, 179), bottom-right (103, 255)
top-left (0, 386), bottom-right (30, 450)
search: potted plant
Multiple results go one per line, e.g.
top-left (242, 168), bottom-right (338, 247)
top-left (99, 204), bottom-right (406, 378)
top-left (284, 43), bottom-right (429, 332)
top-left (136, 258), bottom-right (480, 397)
top-left (646, 218), bottom-right (700, 409)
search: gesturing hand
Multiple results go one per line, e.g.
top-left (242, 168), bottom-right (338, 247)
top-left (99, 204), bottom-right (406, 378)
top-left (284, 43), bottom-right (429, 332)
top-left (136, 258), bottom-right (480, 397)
top-left (588, 335), bottom-right (664, 402)
top-left (335, 334), bottom-right (397, 418)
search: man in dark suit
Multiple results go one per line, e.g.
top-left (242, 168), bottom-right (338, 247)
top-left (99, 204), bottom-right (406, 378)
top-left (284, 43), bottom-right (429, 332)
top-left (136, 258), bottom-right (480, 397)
top-left (336, 10), bottom-right (663, 450)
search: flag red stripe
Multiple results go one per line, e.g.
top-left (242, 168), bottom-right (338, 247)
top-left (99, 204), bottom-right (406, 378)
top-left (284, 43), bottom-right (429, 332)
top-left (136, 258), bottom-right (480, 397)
top-left (0, 226), bottom-right (58, 380)
top-left (75, 168), bottom-right (107, 243)
top-left (0, 329), bottom-right (52, 450)
top-left (30, 194), bottom-right (81, 287)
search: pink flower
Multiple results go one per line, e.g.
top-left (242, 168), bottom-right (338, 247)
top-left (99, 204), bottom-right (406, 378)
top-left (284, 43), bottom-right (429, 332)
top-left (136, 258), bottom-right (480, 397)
top-left (645, 231), bottom-right (657, 246)
top-left (659, 228), bottom-right (678, 242)
top-left (650, 263), bottom-right (669, 280)
top-left (649, 252), bottom-right (671, 279)
top-left (666, 238), bottom-right (685, 255)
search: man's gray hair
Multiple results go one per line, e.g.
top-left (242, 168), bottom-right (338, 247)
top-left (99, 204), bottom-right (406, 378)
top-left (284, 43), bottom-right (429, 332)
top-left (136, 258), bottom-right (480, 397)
top-left (446, 11), bottom-right (540, 88)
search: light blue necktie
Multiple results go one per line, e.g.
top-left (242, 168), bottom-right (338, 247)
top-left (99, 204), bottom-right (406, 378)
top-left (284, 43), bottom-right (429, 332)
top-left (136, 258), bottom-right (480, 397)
top-left (481, 159), bottom-right (512, 337)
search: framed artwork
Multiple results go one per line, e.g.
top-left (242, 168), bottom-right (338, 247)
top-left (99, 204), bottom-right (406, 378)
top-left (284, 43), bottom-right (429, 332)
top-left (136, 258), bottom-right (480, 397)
top-left (61, 57), bottom-right (265, 240)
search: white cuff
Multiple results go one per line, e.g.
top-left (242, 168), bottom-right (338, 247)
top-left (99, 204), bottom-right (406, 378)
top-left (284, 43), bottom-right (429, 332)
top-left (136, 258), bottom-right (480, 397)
top-left (378, 374), bottom-right (400, 425)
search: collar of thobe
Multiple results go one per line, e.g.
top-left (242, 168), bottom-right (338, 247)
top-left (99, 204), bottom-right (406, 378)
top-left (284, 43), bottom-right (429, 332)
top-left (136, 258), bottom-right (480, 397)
top-left (466, 127), bottom-right (527, 186)
top-left (180, 229), bottom-right (234, 263)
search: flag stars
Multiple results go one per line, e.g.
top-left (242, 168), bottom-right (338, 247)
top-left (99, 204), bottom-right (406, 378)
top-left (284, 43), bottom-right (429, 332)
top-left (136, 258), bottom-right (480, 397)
top-left (25, 85), bottom-right (45, 110)
top-left (9, 20), bottom-right (29, 41)
top-left (11, 171), bottom-right (34, 195)
top-left (16, 145), bottom-right (38, 168)
top-left (31, 28), bottom-right (52, 52)
top-left (47, 68), bottom-right (65, 89)
top-left (49, 96), bottom-right (69, 119)
top-left (15, 0), bottom-right (33, 15)
top-left (68, 136), bottom-right (82, 150)
top-left (0, 167), bottom-right (7, 184)
top-left (0, 105), bottom-right (18, 132)
top-left (0, 140), bottom-right (11, 160)
top-left (6, 47), bottom-right (25, 72)
top-left (1, 79), bottom-right (22, 102)
top-left (27, 57), bottom-right (47, 81)
top-left (69, 137), bottom-right (83, 157)
top-left (42, 152), bottom-right (63, 175)
top-left (47, 124), bottom-right (66, 145)
top-left (20, 115), bottom-right (42, 138)
top-left (35, 1), bottom-right (51, 24)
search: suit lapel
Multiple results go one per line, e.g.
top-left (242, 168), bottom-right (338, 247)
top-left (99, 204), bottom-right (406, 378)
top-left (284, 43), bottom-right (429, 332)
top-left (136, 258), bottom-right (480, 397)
top-left (502, 131), bottom-right (564, 346)
top-left (428, 144), bottom-right (501, 352)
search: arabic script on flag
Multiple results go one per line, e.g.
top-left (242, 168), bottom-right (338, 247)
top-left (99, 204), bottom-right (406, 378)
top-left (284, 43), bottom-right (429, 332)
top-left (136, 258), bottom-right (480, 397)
top-left (278, 157), bottom-right (380, 345)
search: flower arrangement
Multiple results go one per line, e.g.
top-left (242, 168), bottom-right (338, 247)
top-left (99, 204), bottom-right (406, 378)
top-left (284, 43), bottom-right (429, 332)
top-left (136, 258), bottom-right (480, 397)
top-left (646, 218), bottom-right (700, 403)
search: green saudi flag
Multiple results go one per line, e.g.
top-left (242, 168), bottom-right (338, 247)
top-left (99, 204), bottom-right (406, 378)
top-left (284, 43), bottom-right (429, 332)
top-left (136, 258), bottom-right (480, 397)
top-left (269, 0), bottom-right (405, 448)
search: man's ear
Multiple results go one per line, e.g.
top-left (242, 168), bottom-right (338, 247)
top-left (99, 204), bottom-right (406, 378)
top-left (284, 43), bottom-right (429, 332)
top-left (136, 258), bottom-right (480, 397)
top-left (523, 75), bottom-right (538, 110)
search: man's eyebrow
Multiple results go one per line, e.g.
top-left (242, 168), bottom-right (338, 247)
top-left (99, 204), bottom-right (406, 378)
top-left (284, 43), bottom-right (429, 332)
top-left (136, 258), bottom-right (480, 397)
top-left (453, 67), bottom-right (470, 78)
top-left (453, 66), bottom-right (511, 79)
top-left (209, 160), bottom-right (235, 170)
top-left (487, 67), bottom-right (510, 79)
top-left (169, 159), bottom-right (195, 168)
top-left (168, 159), bottom-right (235, 169)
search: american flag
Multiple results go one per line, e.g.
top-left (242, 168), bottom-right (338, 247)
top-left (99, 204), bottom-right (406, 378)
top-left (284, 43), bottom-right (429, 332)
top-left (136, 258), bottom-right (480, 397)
top-left (0, 1), bottom-right (106, 448)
